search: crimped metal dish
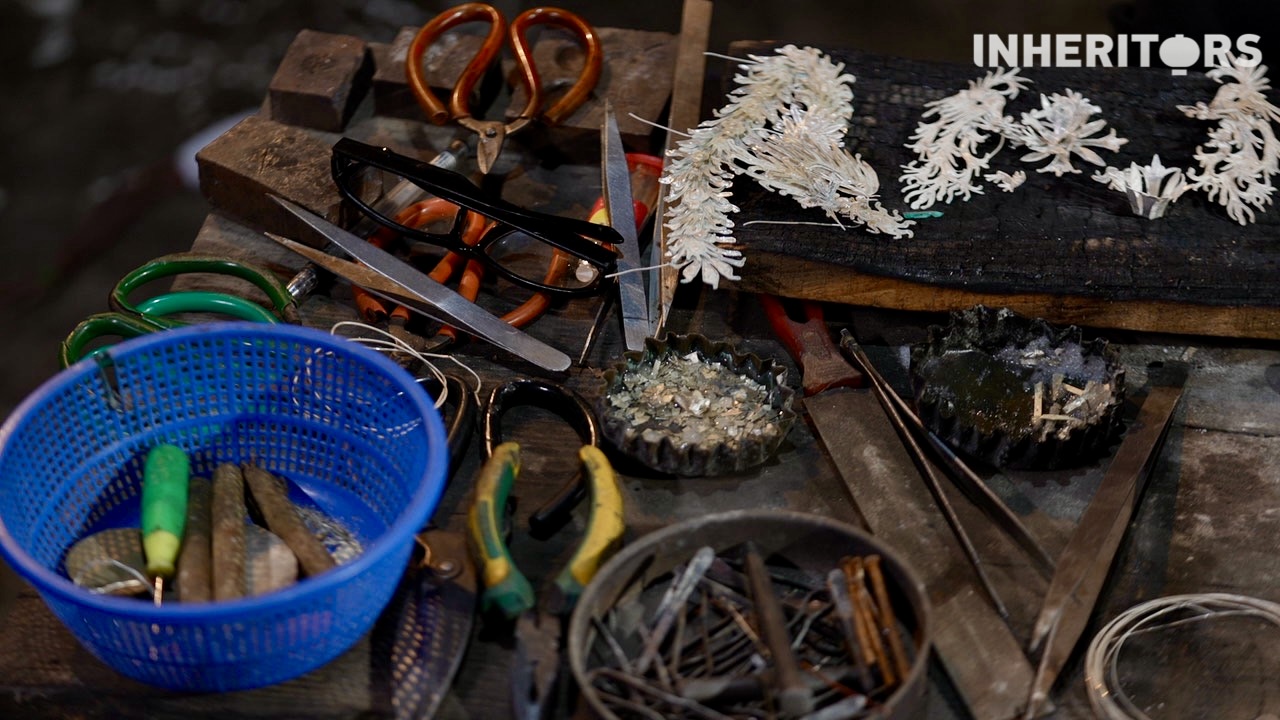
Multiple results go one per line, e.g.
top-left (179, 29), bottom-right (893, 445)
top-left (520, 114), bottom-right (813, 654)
top-left (909, 306), bottom-right (1126, 470)
top-left (596, 334), bottom-right (796, 477)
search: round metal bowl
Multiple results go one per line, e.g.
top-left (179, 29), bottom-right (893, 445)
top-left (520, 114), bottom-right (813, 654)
top-left (910, 305), bottom-right (1126, 470)
top-left (568, 509), bottom-right (933, 719)
top-left (595, 334), bottom-right (796, 477)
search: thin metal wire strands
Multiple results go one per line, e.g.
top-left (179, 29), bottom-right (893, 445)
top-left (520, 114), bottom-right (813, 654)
top-left (1085, 593), bottom-right (1280, 720)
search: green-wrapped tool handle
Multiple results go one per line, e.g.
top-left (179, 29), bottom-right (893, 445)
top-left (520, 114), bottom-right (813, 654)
top-left (141, 444), bottom-right (191, 578)
top-left (468, 442), bottom-right (625, 621)
top-left (468, 442), bottom-right (535, 619)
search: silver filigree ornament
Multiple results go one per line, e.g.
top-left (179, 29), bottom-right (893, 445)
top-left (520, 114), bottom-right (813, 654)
top-left (900, 68), bottom-right (1031, 210)
top-left (740, 106), bottom-right (908, 236)
top-left (1011, 89), bottom-right (1128, 176)
top-left (661, 45), bottom-right (912, 289)
top-left (1092, 155), bottom-right (1189, 219)
top-left (1178, 56), bottom-right (1280, 225)
top-left (983, 170), bottom-right (1026, 192)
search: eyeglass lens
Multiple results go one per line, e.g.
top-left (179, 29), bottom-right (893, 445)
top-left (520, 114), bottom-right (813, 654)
top-left (344, 159), bottom-right (607, 291)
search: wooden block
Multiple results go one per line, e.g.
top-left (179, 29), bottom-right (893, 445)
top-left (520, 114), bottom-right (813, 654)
top-left (370, 26), bottom-right (489, 122)
top-left (268, 29), bottom-right (373, 132)
top-left (195, 113), bottom-right (342, 245)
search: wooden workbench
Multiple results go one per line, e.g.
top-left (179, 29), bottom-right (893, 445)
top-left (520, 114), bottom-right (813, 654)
top-left (2, 27), bottom-right (1280, 720)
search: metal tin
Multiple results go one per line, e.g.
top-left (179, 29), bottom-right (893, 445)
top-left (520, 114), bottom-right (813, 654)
top-left (595, 333), bottom-right (796, 477)
top-left (568, 509), bottom-right (933, 720)
top-left (910, 305), bottom-right (1126, 470)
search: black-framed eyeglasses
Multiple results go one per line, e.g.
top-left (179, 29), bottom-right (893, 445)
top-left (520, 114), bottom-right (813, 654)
top-left (331, 137), bottom-right (621, 297)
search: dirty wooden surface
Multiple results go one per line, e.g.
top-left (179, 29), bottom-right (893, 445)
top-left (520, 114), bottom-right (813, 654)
top-left (3, 29), bottom-right (1280, 720)
top-left (724, 41), bottom-right (1280, 339)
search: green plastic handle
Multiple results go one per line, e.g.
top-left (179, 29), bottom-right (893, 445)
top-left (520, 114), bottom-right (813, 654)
top-left (58, 312), bottom-right (168, 368)
top-left (135, 291), bottom-right (282, 325)
top-left (109, 253), bottom-right (299, 323)
top-left (467, 442), bottom-right (535, 620)
top-left (141, 444), bottom-right (190, 578)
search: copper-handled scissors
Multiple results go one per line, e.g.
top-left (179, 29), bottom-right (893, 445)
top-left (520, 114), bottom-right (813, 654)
top-left (406, 2), bottom-right (603, 174)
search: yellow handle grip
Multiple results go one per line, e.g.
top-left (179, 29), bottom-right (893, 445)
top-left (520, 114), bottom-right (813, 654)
top-left (550, 446), bottom-right (624, 614)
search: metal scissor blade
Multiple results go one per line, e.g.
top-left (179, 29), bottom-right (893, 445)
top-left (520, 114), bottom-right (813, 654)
top-left (512, 612), bottom-right (563, 720)
top-left (602, 101), bottom-right (650, 352)
top-left (270, 197), bottom-right (571, 372)
top-left (372, 529), bottom-right (477, 720)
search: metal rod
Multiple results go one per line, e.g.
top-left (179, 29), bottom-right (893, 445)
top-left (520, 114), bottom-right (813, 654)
top-left (839, 330), bottom-right (1056, 578)
top-left (636, 546), bottom-right (716, 676)
top-left (838, 339), bottom-right (1010, 619)
top-left (743, 543), bottom-right (814, 716)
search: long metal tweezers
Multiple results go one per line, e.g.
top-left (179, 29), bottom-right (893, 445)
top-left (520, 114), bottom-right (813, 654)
top-left (1022, 361), bottom-right (1188, 719)
top-left (835, 331), bottom-right (1009, 619)
top-left (839, 330), bottom-right (1056, 577)
top-left (270, 196), bottom-right (571, 372)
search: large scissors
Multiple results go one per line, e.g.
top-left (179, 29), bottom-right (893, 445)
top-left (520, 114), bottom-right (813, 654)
top-left (59, 253), bottom-right (299, 367)
top-left (406, 2), bottom-right (603, 174)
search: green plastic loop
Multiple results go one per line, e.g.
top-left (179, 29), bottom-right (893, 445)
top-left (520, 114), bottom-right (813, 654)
top-left (109, 253), bottom-right (299, 323)
top-left (59, 312), bottom-right (168, 368)
top-left (135, 291), bottom-right (282, 325)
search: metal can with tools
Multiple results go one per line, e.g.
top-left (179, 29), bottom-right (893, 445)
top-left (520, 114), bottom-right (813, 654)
top-left (568, 509), bottom-right (933, 720)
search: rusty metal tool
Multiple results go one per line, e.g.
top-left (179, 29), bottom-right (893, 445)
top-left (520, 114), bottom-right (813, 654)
top-left (840, 331), bottom-right (1056, 578)
top-left (761, 294), bottom-right (1039, 720)
top-left (1022, 361), bottom-right (1188, 719)
top-left (374, 527), bottom-right (478, 720)
top-left (406, 2), bottom-right (602, 174)
top-left (742, 542), bottom-right (813, 715)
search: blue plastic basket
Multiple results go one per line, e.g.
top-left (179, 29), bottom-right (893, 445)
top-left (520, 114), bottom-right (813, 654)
top-left (0, 322), bottom-right (448, 691)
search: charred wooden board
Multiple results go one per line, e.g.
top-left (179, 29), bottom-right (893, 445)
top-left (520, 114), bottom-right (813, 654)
top-left (725, 41), bottom-right (1280, 339)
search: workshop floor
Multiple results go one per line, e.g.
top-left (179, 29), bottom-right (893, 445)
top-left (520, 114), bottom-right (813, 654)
top-left (3, 0), bottom-right (1244, 650)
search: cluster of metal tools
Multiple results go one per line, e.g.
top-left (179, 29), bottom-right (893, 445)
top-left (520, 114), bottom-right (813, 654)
top-left (585, 544), bottom-right (920, 720)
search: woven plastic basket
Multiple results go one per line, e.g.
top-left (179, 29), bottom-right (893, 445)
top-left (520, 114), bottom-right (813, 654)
top-left (0, 322), bottom-right (448, 691)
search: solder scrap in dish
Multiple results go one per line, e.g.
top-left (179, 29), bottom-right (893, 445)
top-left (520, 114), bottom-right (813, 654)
top-left (598, 335), bottom-right (796, 477)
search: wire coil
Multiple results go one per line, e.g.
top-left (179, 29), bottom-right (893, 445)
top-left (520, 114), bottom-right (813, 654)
top-left (1085, 592), bottom-right (1280, 720)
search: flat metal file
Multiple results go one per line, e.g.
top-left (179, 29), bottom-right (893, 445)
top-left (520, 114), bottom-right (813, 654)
top-left (270, 196), bottom-right (571, 372)
top-left (601, 101), bottom-right (649, 351)
top-left (1023, 362), bottom-right (1188, 719)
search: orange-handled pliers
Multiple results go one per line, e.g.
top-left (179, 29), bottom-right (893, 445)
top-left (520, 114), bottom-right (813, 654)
top-left (406, 2), bottom-right (603, 174)
top-left (352, 197), bottom-right (558, 352)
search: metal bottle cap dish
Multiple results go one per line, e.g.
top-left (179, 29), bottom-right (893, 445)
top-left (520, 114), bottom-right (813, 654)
top-left (596, 334), bottom-right (796, 477)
